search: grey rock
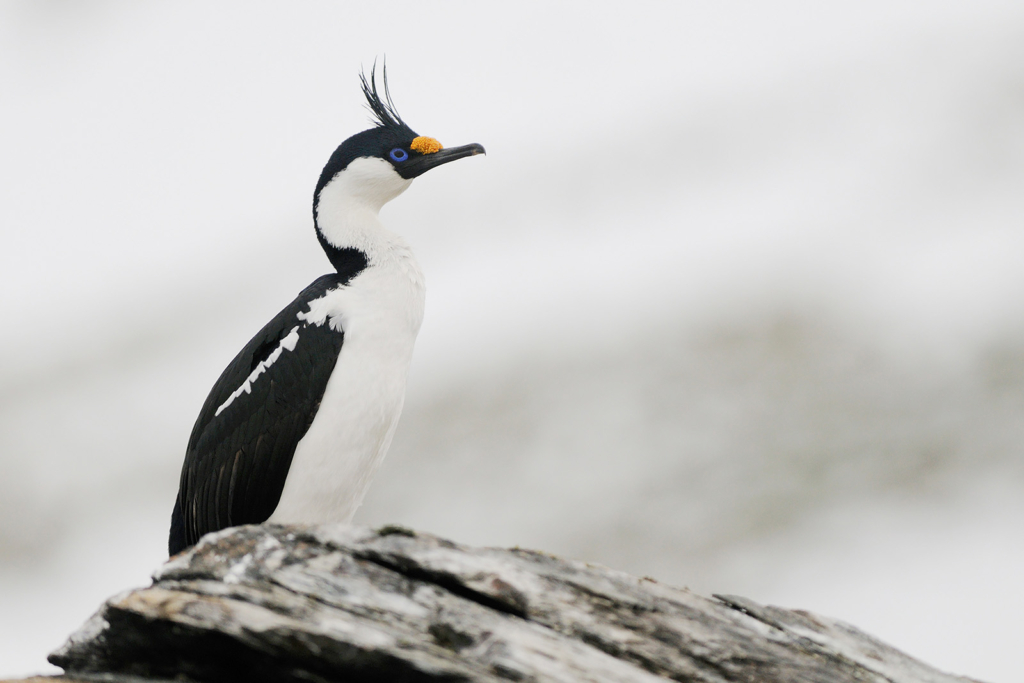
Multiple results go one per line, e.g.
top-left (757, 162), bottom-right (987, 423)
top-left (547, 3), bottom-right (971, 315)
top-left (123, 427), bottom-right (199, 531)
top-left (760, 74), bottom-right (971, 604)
top-left (46, 525), bottom-right (984, 683)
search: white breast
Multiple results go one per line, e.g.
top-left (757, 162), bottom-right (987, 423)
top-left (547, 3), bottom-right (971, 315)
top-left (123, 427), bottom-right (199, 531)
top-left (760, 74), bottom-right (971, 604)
top-left (267, 254), bottom-right (425, 525)
top-left (267, 157), bottom-right (426, 525)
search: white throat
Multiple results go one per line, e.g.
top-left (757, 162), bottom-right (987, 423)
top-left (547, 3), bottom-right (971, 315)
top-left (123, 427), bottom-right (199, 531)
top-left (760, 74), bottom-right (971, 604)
top-left (315, 157), bottom-right (413, 262)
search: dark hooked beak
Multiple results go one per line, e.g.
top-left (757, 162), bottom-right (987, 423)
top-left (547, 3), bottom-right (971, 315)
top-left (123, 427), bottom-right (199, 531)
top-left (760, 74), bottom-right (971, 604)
top-left (396, 143), bottom-right (486, 179)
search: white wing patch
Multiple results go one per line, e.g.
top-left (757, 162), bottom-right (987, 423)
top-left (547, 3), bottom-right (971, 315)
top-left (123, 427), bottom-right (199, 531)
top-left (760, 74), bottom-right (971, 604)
top-left (215, 326), bottom-right (301, 417)
top-left (297, 290), bottom-right (346, 332)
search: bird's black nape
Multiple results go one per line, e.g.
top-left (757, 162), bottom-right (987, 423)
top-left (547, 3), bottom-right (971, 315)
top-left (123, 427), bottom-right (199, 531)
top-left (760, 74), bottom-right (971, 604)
top-left (360, 61), bottom-right (414, 137)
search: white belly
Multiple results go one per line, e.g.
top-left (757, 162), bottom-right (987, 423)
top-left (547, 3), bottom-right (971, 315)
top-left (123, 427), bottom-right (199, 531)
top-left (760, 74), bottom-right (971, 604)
top-left (267, 257), bottom-right (424, 525)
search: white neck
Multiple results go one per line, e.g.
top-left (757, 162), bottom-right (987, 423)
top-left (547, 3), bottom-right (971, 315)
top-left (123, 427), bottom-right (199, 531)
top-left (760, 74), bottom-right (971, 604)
top-left (314, 157), bottom-right (413, 263)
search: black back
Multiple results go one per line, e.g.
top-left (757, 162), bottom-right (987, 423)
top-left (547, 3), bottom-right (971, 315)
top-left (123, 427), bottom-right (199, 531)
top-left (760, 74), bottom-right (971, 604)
top-left (169, 259), bottom-right (365, 555)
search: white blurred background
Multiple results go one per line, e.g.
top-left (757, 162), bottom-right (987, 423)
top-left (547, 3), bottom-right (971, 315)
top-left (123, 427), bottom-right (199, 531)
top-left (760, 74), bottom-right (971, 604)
top-left (2, 1), bottom-right (1023, 680)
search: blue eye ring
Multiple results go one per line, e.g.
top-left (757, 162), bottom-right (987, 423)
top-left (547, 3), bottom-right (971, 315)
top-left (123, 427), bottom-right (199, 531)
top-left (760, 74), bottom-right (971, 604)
top-left (389, 148), bottom-right (409, 162)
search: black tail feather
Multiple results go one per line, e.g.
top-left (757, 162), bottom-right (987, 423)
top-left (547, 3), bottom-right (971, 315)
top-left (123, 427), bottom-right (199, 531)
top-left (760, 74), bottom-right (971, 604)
top-left (168, 495), bottom-right (189, 556)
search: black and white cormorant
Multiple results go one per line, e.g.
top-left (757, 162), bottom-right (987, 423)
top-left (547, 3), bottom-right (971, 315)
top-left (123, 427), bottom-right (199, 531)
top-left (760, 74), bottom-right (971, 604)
top-left (168, 68), bottom-right (484, 556)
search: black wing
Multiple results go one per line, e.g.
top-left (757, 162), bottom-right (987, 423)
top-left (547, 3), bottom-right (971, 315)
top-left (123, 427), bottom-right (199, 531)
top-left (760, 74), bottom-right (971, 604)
top-left (170, 274), bottom-right (346, 555)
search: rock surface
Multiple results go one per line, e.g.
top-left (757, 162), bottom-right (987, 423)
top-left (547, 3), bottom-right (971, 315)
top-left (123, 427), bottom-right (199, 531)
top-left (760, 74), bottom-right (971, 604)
top-left (40, 524), bottom-right (981, 683)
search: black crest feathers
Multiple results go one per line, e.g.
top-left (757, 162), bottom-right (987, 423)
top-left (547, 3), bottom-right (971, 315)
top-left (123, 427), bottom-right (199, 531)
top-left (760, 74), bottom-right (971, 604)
top-left (360, 61), bottom-right (413, 134)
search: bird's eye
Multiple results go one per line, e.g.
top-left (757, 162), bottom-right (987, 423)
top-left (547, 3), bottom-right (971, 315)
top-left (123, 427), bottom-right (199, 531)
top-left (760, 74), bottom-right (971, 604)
top-left (389, 148), bottom-right (409, 162)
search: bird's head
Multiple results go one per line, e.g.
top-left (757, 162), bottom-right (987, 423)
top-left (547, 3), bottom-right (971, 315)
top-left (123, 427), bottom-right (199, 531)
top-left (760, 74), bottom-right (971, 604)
top-left (314, 66), bottom-right (485, 222)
